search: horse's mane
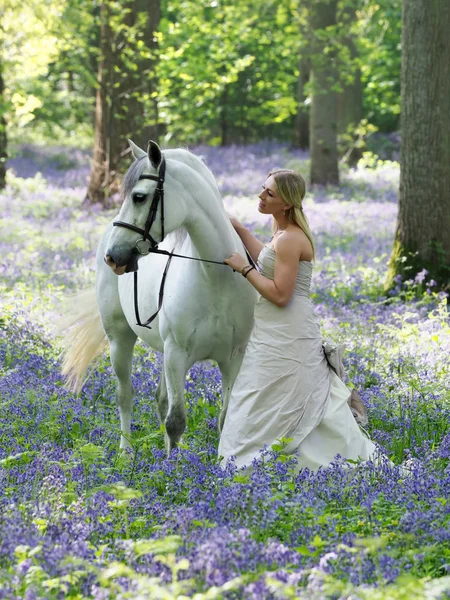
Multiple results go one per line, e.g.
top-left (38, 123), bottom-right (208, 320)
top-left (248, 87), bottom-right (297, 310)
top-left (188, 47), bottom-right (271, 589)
top-left (121, 156), bottom-right (148, 200)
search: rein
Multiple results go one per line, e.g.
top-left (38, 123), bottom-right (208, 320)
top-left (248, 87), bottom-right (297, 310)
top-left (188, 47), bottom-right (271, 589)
top-left (113, 155), bottom-right (256, 330)
top-left (146, 246), bottom-right (227, 266)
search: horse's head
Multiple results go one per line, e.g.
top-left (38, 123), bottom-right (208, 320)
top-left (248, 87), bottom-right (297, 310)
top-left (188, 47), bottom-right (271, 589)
top-left (104, 140), bottom-right (185, 275)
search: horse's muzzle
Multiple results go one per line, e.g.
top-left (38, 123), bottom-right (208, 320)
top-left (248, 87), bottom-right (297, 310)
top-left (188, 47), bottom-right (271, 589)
top-left (104, 251), bottom-right (139, 275)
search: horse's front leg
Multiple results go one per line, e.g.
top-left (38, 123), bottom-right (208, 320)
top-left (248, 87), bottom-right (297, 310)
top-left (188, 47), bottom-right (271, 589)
top-left (109, 328), bottom-right (137, 451)
top-left (163, 341), bottom-right (189, 454)
top-left (155, 372), bottom-right (168, 424)
top-left (96, 224), bottom-right (137, 451)
top-left (218, 348), bottom-right (245, 432)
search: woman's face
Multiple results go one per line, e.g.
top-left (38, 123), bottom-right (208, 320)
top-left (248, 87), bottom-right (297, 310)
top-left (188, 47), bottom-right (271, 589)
top-left (258, 175), bottom-right (286, 215)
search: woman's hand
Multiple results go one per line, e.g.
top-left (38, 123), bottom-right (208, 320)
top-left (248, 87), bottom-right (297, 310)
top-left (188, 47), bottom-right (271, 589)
top-left (224, 252), bottom-right (249, 274)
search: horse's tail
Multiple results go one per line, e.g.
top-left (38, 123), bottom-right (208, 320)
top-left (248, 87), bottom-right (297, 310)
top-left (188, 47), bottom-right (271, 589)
top-left (59, 288), bottom-right (108, 393)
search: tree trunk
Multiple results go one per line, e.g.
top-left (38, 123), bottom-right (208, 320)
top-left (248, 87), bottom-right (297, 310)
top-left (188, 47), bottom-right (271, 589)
top-left (337, 6), bottom-right (363, 167)
top-left (137, 0), bottom-right (161, 144)
top-left (386, 0), bottom-right (450, 289)
top-left (293, 56), bottom-right (310, 149)
top-left (86, 2), bottom-right (112, 204)
top-left (309, 0), bottom-right (339, 185)
top-left (220, 87), bottom-right (230, 146)
top-left (336, 63), bottom-right (362, 135)
top-left (0, 56), bottom-right (6, 190)
top-left (86, 0), bottom-right (161, 205)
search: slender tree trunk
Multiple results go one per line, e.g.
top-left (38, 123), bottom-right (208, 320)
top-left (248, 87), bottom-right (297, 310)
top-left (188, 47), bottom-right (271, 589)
top-left (0, 60), bottom-right (7, 190)
top-left (86, 0), bottom-right (161, 205)
top-left (386, 0), bottom-right (450, 289)
top-left (293, 56), bottom-right (310, 149)
top-left (138, 0), bottom-right (161, 143)
top-left (220, 88), bottom-right (230, 146)
top-left (309, 0), bottom-right (339, 185)
top-left (337, 6), bottom-right (363, 167)
top-left (336, 61), bottom-right (362, 135)
top-left (86, 2), bottom-right (113, 204)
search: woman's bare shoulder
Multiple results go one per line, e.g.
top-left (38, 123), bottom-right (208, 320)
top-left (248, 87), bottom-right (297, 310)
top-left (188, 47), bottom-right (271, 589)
top-left (273, 226), bottom-right (313, 261)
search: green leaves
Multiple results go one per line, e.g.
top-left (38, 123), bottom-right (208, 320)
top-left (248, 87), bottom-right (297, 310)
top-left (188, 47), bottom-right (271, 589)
top-left (93, 481), bottom-right (143, 502)
top-left (77, 442), bottom-right (105, 467)
top-left (131, 536), bottom-right (182, 558)
top-left (0, 450), bottom-right (36, 469)
top-left (2, 0), bottom-right (402, 146)
top-left (271, 435), bottom-right (293, 453)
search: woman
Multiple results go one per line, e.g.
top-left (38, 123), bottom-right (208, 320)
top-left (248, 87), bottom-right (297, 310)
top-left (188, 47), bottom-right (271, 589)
top-left (220, 169), bottom-right (377, 472)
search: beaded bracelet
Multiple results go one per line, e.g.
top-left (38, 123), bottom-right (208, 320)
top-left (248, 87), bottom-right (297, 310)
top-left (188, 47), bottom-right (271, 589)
top-left (242, 265), bottom-right (255, 278)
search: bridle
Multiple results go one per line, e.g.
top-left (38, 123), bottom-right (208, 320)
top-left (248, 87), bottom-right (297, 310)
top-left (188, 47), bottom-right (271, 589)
top-left (113, 155), bottom-right (167, 257)
top-left (112, 155), bottom-right (254, 330)
top-left (112, 155), bottom-right (170, 329)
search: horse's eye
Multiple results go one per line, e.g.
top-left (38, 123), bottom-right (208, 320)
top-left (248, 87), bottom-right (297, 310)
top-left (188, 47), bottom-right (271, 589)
top-left (133, 192), bottom-right (147, 203)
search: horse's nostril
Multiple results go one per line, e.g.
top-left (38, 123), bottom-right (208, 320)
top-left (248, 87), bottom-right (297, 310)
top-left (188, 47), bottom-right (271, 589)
top-left (104, 254), bottom-right (115, 268)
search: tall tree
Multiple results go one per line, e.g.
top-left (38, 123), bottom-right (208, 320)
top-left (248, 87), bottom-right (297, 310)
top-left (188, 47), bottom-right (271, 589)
top-left (293, 1), bottom-right (310, 149)
top-left (0, 55), bottom-right (7, 190)
top-left (336, 2), bottom-right (363, 166)
top-left (293, 57), bottom-right (310, 149)
top-left (386, 0), bottom-right (450, 289)
top-left (86, 0), bottom-right (161, 205)
top-left (309, 0), bottom-right (339, 185)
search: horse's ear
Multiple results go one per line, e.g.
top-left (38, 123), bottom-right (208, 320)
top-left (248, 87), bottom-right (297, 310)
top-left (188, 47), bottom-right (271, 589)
top-left (128, 139), bottom-right (147, 160)
top-left (147, 140), bottom-right (162, 169)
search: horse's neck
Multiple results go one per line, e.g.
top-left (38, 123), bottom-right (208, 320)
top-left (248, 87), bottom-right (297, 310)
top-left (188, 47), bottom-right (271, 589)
top-left (185, 206), bottom-right (237, 266)
top-left (178, 191), bottom-right (238, 269)
top-left (170, 157), bottom-right (240, 267)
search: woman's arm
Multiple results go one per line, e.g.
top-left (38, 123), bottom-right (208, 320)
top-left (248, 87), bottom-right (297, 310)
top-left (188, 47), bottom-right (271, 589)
top-left (230, 217), bottom-right (264, 262)
top-left (225, 232), bottom-right (302, 307)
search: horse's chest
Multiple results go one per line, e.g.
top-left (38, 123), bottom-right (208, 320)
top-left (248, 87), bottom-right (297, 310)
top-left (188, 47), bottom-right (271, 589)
top-left (118, 261), bottom-right (253, 359)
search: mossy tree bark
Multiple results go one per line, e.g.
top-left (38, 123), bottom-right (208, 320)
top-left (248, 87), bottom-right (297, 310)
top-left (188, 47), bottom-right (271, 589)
top-left (86, 0), bottom-right (161, 205)
top-left (309, 0), bottom-right (339, 185)
top-left (386, 0), bottom-right (450, 290)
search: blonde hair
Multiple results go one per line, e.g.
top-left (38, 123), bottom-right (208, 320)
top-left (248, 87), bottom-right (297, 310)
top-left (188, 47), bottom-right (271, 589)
top-left (269, 169), bottom-right (315, 260)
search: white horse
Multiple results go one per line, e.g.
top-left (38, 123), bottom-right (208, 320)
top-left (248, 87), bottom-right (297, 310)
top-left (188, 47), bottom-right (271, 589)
top-left (62, 140), bottom-right (257, 453)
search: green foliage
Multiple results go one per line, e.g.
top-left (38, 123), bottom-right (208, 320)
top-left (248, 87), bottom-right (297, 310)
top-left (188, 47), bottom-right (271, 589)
top-left (357, 0), bottom-right (402, 131)
top-left (339, 119), bottom-right (378, 164)
top-left (158, 0), bottom-right (299, 144)
top-left (1, 0), bottom-right (402, 146)
top-left (2, 0), bottom-right (96, 144)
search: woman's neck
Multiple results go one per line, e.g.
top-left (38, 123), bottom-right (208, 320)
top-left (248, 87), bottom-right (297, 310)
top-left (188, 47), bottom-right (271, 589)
top-left (274, 215), bottom-right (290, 232)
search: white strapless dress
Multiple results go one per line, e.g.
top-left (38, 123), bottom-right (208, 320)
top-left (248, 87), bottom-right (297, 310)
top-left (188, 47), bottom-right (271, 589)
top-left (218, 244), bottom-right (377, 472)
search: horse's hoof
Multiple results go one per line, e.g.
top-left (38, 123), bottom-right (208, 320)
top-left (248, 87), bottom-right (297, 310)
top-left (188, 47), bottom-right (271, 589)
top-left (165, 409), bottom-right (186, 441)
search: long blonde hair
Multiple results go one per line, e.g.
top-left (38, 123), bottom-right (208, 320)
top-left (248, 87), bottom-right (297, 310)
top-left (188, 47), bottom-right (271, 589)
top-left (269, 169), bottom-right (315, 260)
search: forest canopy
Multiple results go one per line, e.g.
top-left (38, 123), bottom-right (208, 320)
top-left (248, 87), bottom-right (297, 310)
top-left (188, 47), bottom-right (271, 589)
top-left (1, 0), bottom-right (401, 148)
